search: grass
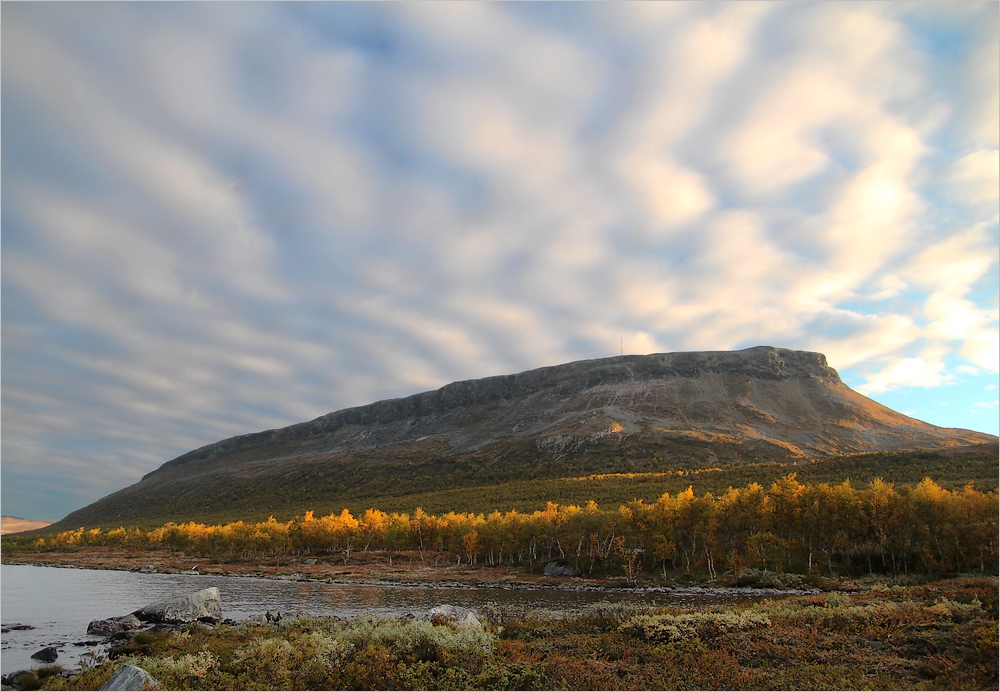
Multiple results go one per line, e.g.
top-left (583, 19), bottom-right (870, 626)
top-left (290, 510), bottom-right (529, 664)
top-left (34, 577), bottom-right (998, 691)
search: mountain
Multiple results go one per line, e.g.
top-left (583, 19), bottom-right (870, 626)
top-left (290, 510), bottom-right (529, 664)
top-left (1, 516), bottom-right (54, 535)
top-left (55, 346), bottom-right (996, 528)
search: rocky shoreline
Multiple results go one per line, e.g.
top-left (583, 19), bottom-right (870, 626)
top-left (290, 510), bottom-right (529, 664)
top-left (1, 557), bottom-right (820, 597)
top-left (1, 583), bottom-right (491, 691)
top-left (1, 550), bottom-right (822, 689)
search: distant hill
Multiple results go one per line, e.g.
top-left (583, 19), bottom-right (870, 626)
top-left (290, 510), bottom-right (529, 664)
top-left (52, 346), bottom-right (996, 529)
top-left (2, 516), bottom-right (54, 535)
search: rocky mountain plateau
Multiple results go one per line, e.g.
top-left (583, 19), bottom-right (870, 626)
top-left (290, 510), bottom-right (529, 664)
top-left (53, 346), bottom-right (996, 528)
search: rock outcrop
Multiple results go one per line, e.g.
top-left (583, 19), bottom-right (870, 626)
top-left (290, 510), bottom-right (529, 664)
top-left (133, 587), bottom-right (221, 624)
top-left (422, 605), bottom-right (483, 629)
top-left (87, 614), bottom-right (142, 638)
top-left (99, 665), bottom-right (158, 691)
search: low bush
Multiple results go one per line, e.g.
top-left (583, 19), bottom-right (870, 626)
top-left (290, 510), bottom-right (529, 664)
top-left (620, 609), bottom-right (771, 642)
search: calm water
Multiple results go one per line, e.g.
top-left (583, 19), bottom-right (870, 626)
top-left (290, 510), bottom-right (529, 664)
top-left (1, 564), bottom-right (762, 674)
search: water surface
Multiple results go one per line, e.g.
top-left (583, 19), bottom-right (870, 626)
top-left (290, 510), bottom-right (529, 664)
top-left (1, 564), bottom-right (762, 674)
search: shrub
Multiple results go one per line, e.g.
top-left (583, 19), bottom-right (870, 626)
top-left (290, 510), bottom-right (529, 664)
top-left (621, 609), bottom-right (771, 642)
top-left (341, 615), bottom-right (496, 666)
top-left (927, 597), bottom-right (987, 623)
top-left (127, 651), bottom-right (220, 684)
top-left (229, 637), bottom-right (297, 688)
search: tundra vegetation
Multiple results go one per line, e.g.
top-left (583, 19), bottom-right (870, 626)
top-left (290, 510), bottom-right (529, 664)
top-left (29, 578), bottom-right (1000, 690)
top-left (6, 475), bottom-right (997, 580)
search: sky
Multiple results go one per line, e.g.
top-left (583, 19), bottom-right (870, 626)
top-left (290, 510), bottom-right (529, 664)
top-left (2, 2), bottom-right (998, 522)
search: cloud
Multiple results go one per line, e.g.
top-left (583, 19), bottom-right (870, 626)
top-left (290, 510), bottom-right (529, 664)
top-left (971, 400), bottom-right (999, 414)
top-left (2, 2), bottom-right (998, 520)
top-left (942, 148), bottom-right (1000, 216)
top-left (854, 351), bottom-right (954, 395)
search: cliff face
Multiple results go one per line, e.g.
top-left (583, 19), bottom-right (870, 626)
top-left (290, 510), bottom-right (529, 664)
top-left (60, 346), bottom-right (996, 526)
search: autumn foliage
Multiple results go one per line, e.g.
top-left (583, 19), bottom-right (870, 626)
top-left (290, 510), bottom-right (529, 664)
top-left (11, 475), bottom-right (998, 579)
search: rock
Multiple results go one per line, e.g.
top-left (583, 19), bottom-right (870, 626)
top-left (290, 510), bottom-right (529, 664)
top-left (138, 566), bottom-right (156, 574)
top-left (2, 624), bottom-right (36, 631)
top-left (99, 664), bottom-right (158, 691)
top-left (87, 614), bottom-right (142, 638)
top-left (2, 671), bottom-right (37, 690)
top-left (146, 624), bottom-right (183, 634)
top-left (543, 562), bottom-right (582, 577)
top-left (31, 646), bottom-right (58, 663)
top-left (423, 605), bottom-right (483, 629)
top-left (303, 558), bottom-right (317, 565)
top-left (133, 587), bottom-right (221, 624)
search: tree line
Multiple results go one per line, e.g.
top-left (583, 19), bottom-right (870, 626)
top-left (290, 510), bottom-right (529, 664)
top-left (8, 475), bottom-right (997, 579)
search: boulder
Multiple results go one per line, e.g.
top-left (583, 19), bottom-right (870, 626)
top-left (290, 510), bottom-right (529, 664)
top-left (133, 587), bottom-right (221, 624)
top-left (423, 605), bottom-right (483, 630)
top-left (3, 670), bottom-right (38, 690)
top-left (543, 562), bottom-right (582, 577)
top-left (138, 566), bottom-right (156, 574)
top-left (30, 647), bottom-right (58, 663)
top-left (87, 614), bottom-right (142, 638)
top-left (99, 664), bottom-right (158, 691)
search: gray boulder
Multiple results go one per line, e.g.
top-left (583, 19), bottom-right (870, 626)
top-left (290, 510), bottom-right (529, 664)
top-left (30, 647), bottom-right (58, 663)
top-left (133, 587), bottom-right (221, 624)
top-left (3, 671), bottom-right (39, 690)
top-left (423, 605), bottom-right (483, 629)
top-left (100, 664), bottom-right (158, 691)
top-left (88, 614), bottom-right (142, 638)
top-left (544, 562), bottom-right (582, 577)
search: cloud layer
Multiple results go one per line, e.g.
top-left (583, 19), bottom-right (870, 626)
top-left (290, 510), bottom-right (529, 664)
top-left (2, 2), bottom-right (997, 520)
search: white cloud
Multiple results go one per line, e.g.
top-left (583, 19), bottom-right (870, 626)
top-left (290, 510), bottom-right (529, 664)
top-left (3, 2), bottom-right (999, 521)
top-left (961, 16), bottom-right (1000, 149)
top-left (942, 148), bottom-right (1000, 216)
top-left (855, 352), bottom-right (953, 395)
top-left (971, 400), bottom-right (999, 414)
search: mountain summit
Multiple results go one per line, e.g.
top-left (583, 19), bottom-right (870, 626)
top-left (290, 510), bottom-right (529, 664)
top-left (58, 347), bottom-right (995, 527)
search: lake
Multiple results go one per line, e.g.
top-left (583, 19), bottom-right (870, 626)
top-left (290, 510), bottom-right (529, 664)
top-left (1, 564), bottom-right (766, 675)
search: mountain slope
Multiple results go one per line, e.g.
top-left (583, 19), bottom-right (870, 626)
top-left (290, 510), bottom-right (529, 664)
top-left (56, 347), bottom-right (996, 528)
top-left (1, 516), bottom-right (55, 535)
